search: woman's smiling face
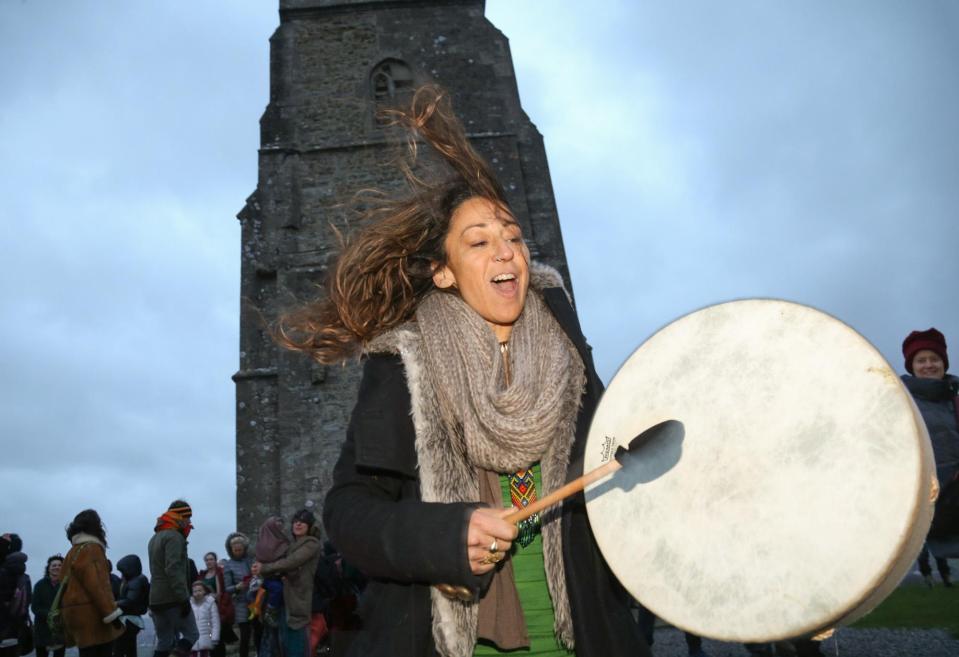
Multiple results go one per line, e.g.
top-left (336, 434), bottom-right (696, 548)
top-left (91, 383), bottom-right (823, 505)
top-left (912, 349), bottom-right (945, 380)
top-left (433, 197), bottom-right (530, 342)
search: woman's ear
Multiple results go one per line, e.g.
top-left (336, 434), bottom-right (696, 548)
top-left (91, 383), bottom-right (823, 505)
top-left (432, 264), bottom-right (456, 289)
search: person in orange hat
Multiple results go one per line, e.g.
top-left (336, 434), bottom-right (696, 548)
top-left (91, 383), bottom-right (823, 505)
top-left (148, 501), bottom-right (199, 656)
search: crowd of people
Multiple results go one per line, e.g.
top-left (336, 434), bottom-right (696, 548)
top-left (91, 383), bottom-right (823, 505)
top-left (0, 503), bottom-right (364, 657)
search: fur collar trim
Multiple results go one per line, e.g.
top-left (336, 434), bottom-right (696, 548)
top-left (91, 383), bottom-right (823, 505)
top-left (71, 532), bottom-right (105, 548)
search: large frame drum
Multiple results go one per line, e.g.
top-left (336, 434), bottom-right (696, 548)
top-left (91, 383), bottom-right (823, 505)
top-left (584, 299), bottom-right (935, 642)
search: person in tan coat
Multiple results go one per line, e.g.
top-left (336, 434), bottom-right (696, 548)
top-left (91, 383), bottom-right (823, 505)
top-left (252, 510), bottom-right (321, 657)
top-left (60, 510), bottom-right (123, 657)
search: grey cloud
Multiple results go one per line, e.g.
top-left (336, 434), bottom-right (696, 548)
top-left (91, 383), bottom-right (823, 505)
top-left (488, 1), bottom-right (959, 380)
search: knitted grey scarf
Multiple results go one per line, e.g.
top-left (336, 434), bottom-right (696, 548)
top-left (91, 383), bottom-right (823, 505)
top-left (367, 263), bottom-right (586, 657)
top-left (416, 286), bottom-right (581, 473)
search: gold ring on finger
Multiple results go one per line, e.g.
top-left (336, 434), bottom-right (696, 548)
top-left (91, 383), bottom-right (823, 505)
top-left (489, 539), bottom-right (498, 553)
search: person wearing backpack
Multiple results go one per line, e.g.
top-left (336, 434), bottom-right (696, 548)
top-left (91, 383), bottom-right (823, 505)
top-left (60, 510), bottom-right (124, 657)
top-left (113, 555), bottom-right (149, 657)
top-left (0, 533), bottom-right (30, 657)
top-left (32, 555), bottom-right (66, 657)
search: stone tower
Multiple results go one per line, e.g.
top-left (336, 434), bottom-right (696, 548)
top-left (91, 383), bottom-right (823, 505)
top-left (234, 0), bottom-right (573, 535)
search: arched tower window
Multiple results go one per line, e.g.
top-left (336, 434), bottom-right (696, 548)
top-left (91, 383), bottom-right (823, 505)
top-left (371, 59), bottom-right (415, 125)
top-left (371, 59), bottom-right (414, 101)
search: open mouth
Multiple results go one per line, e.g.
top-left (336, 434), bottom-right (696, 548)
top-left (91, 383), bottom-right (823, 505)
top-left (491, 272), bottom-right (518, 294)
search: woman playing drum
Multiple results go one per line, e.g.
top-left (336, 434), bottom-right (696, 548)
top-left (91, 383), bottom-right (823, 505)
top-left (277, 86), bottom-right (647, 657)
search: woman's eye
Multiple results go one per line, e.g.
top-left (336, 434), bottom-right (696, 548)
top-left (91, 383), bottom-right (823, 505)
top-left (471, 241), bottom-right (487, 248)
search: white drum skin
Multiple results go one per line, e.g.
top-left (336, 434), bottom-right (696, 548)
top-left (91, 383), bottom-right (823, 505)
top-left (584, 299), bottom-right (935, 642)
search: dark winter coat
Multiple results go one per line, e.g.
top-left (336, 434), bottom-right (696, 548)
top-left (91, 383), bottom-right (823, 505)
top-left (0, 548), bottom-right (28, 643)
top-left (323, 288), bottom-right (648, 657)
top-left (902, 374), bottom-right (959, 479)
top-left (259, 527), bottom-right (322, 631)
top-left (222, 532), bottom-right (253, 625)
top-left (60, 534), bottom-right (123, 648)
top-left (904, 373), bottom-right (959, 538)
top-left (116, 555), bottom-right (150, 617)
top-left (148, 529), bottom-right (190, 607)
top-left (31, 576), bottom-right (60, 647)
top-left (311, 553), bottom-right (338, 615)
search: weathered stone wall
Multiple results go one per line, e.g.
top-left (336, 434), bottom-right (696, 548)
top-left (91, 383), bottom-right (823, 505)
top-left (235, 0), bottom-right (572, 537)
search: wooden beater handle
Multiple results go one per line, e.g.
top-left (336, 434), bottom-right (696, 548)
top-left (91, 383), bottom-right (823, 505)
top-left (504, 457), bottom-right (623, 524)
top-left (435, 457), bottom-right (623, 601)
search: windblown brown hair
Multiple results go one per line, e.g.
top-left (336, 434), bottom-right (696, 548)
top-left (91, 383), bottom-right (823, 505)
top-left (275, 85), bottom-right (509, 364)
top-left (65, 508), bottom-right (108, 547)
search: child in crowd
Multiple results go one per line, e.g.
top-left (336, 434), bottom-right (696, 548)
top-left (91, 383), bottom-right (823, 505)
top-left (189, 581), bottom-right (220, 657)
top-left (250, 517), bottom-right (289, 657)
top-left (246, 573), bottom-right (262, 622)
top-left (252, 517), bottom-right (289, 628)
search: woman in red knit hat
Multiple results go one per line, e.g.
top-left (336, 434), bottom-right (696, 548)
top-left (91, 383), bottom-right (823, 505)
top-left (901, 328), bottom-right (959, 586)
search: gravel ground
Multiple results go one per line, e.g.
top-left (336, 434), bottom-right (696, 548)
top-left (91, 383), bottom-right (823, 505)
top-left (44, 625), bottom-right (959, 657)
top-left (648, 626), bottom-right (959, 657)
top-left (645, 564), bottom-right (959, 657)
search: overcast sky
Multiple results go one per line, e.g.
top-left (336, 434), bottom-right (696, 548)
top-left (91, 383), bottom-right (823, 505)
top-left (2, 1), bottom-right (957, 587)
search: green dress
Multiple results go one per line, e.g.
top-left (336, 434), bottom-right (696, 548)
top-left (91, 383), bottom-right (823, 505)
top-left (473, 464), bottom-right (572, 656)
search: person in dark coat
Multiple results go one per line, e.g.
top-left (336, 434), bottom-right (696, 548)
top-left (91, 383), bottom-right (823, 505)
top-left (0, 536), bottom-right (13, 655)
top-left (0, 535), bottom-right (29, 657)
top-left (313, 541), bottom-right (365, 656)
top-left (113, 555), bottom-right (149, 657)
top-left (901, 327), bottom-right (959, 586)
top-left (32, 554), bottom-right (66, 657)
top-left (106, 562), bottom-right (121, 601)
top-left (278, 86), bottom-right (648, 657)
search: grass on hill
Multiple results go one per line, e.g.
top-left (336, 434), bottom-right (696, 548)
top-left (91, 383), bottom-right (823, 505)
top-left (851, 583), bottom-right (959, 638)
